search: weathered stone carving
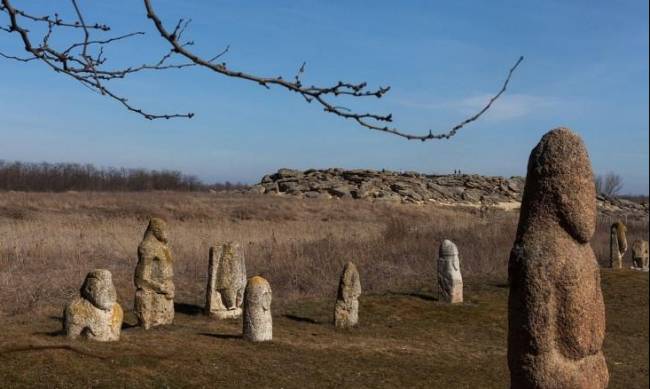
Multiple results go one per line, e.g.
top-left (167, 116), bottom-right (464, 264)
top-left (631, 239), bottom-right (649, 271)
top-left (205, 242), bottom-right (247, 319)
top-left (437, 240), bottom-right (463, 303)
top-left (134, 218), bottom-right (174, 329)
top-left (508, 128), bottom-right (608, 388)
top-left (609, 221), bottom-right (627, 269)
top-left (242, 276), bottom-right (272, 342)
top-left (334, 262), bottom-right (362, 329)
top-left (63, 269), bottom-right (123, 341)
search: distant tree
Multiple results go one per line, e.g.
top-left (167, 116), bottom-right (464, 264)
top-left (0, 0), bottom-right (523, 141)
top-left (595, 173), bottom-right (623, 197)
top-left (0, 159), bottom-right (243, 192)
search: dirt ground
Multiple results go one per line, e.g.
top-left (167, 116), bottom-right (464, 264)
top-left (0, 270), bottom-right (647, 389)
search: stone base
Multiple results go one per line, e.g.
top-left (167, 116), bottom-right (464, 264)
top-left (440, 289), bottom-right (463, 304)
top-left (630, 266), bottom-right (649, 272)
top-left (208, 308), bottom-right (242, 319)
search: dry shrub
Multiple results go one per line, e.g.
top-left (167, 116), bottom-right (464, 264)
top-left (0, 191), bottom-right (646, 316)
top-left (0, 206), bottom-right (32, 221)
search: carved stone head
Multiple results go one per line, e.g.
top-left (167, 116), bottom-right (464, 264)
top-left (146, 217), bottom-right (169, 243)
top-left (611, 222), bottom-right (628, 252)
top-left (245, 276), bottom-right (272, 311)
top-left (80, 269), bottom-right (117, 311)
top-left (518, 128), bottom-right (596, 243)
top-left (337, 262), bottom-right (361, 302)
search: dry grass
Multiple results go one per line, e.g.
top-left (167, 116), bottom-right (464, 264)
top-left (0, 191), bottom-right (648, 387)
top-left (0, 191), bottom-right (647, 316)
top-left (0, 271), bottom-right (646, 388)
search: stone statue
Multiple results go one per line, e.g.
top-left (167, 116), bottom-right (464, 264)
top-left (63, 269), bottom-right (123, 341)
top-left (631, 239), bottom-right (649, 271)
top-left (334, 262), bottom-right (362, 329)
top-left (437, 240), bottom-right (463, 303)
top-left (205, 242), bottom-right (247, 319)
top-left (134, 218), bottom-right (174, 329)
top-left (508, 128), bottom-right (608, 388)
top-left (242, 276), bottom-right (272, 342)
top-left (609, 221), bottom-right (627, 269)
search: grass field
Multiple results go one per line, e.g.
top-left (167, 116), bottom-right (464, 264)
top-left (0, 191), bottom-right (648, 387)
top-left (0, 270), bottom-right (647, 388)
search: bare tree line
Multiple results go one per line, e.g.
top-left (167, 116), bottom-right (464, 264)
top-left (594, 172), bottom-right (624, 197)
top-left (0, 0), bottom-right (523, 141)
top-left (0, 160), bottom-right (244, 192)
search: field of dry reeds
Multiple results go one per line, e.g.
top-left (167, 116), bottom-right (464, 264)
top-left (0, 191), bottom-right (647, 317)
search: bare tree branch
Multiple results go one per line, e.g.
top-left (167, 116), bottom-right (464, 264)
top-left (595, 173), bottom-right (624, 197)
top-left (143, 0), bottom-right (523, 141)
top-left (0, 0), bottom-right (194, 119)
top-left (1, 1), bottom-right (525, 140)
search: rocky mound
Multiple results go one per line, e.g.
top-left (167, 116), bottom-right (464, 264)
top-left (249, 168), bottom-right (648, 217)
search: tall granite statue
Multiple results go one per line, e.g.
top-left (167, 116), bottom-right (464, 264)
top-left (334, 261), bottom-right (362, 329)
top-left (205, 242), bottom-right (247, 319)
top-left (243, 276), bottom-right (272, 342)
top-left (63, 269), bottom-right (123, 341)
top-left (609, 221), bottom-right (627, 269)
top-left (437, 240), bottom-right (463, 303)
top-left (508, 128), bottom-right (608, 388)
top-left (134, 218), bottom-right (175, 329)
top-left (631, 239), bottom-right (649, 271)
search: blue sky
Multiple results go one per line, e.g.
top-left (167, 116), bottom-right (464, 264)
top-left (1, 0), bottom-right (648, 193)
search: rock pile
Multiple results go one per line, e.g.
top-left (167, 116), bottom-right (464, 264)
top-left (251, 168), bottom-right (524, 205)
top-left (597, 195), bottom-right (649, 217)
top-left (250, 168), bottom-right (648, 217)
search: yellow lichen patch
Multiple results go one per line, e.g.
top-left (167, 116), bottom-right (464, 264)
top-left (248, 276), bottom-right (268, 287)
top-left (69, 298), bottom-right (95, 318)
top-left (149, 217), bottom-right (167, 230)
top-left (112, 303), bottom-right (124, 329)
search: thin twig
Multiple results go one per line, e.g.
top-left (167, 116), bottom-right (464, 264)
top-left (0, 0), bottom-right (194, 120)
top-left (144, 0), bottom-right (523, 141)
top-left (1, 0), bottom-right (524, 138)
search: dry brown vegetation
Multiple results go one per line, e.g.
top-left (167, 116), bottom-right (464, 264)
top-left (0, 191), bottom-right (647, 316)
top-left (0, 191), bottom-right (647, 388)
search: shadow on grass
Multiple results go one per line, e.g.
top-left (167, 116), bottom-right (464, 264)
top-left (122, 321), bottom-right (139, 330)
top-left (0, 344), bottom-right (109, 359)
top-left (199, 333), bottom-right (241, 340)
top-left (390, 292), bottom-right (439, 302)
top-left (174, 302), bottom-right (204, 316)
top-left (33, 330), bottom-right (64, 337)
top-left (283, 314), bottom-right (321, 324)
